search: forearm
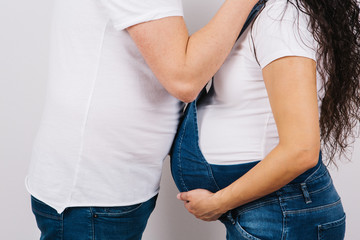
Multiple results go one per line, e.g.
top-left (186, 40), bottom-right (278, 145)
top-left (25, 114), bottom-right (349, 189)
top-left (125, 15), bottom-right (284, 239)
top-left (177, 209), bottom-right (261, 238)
top-left (128, 0), bottom-right (259, 102)
top-left (181, 0), bottom-right (259, 100)
top-left (212, 57), bottom-right (322, 213)
top-left (215, 144), bottom-right (320, 213)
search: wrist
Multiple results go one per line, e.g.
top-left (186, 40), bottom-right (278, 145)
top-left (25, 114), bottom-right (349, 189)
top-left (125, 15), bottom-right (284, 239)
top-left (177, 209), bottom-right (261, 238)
top-left (213, 189), bottom-right (232, 214)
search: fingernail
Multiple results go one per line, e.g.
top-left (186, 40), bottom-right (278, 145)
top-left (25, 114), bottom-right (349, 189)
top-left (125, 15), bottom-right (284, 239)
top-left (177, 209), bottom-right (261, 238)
top-left (177, 193), bottom-right (181, 199)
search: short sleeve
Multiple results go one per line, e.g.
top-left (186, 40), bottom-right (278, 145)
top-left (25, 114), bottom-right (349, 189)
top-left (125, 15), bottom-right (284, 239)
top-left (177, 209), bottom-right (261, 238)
top-left (251, 1), bottom-right (317, 69)
top-left (99, 0), bottom-right (184, 31)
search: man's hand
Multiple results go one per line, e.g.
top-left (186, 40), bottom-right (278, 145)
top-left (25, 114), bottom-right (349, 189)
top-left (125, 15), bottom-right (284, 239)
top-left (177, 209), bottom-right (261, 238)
top-left (177, 189), bottom-right (227, 221)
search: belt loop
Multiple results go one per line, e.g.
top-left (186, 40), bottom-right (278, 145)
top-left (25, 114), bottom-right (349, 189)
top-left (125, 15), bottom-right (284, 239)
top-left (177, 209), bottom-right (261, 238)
top-left (300, 183), bottom-right (312, 204)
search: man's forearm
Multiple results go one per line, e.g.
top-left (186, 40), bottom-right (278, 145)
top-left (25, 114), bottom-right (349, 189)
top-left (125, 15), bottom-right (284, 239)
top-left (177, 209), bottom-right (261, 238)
top-left (128, 0), bottom-right (259, 102)
top-left (182, 0), bottom-right (259, 99)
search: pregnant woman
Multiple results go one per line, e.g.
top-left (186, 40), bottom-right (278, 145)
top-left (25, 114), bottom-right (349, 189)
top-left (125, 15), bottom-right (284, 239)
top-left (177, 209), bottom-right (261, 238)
top-left (171, 0), bottom-right (360, 239)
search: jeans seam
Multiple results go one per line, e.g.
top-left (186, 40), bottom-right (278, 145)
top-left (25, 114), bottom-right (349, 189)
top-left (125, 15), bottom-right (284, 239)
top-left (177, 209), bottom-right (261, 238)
top-left (193, 103), bottom-right (221, 191)
top-left (93, 203), bottom-right (144, 216)
top-left (234, 221), bottom-right (261, 240)
top-left (32, 208), bottom-right (62, 220)
top-left (305, 168), bottom-right (327, 184)
top-left (205, 163), bottom-right (221, 191)
top-left (277, 193), bottom-right (287, 240)
top-left (280, 180), bottom-right (332, 201)
top-left (318, 214), bottom-right (346, 230)
top-left (281, 194), bottom-right (304, 201)
top-left (318, 214), bottom-right (346, 240)
top-left (177, 105), bottom-right (190, 192)
top-left (235, 199), bottom-right (279, 215)
top-left (90, 207), bottom-right (95, 240)
top-left (303, 162), bottom-right (323, 182)
top-left (284, 199), bottom-right (342, 214)
top-left (60, 212), bottom-right (64, 240)
top-left (282, 213), bottom-right (287, 240)
top-left (307, 179), bottom-right (332, 195)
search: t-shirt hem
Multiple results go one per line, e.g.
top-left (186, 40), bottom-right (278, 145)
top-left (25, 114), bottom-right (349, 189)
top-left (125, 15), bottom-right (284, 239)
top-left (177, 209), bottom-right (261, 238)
top-left (113, 9), bottom-right (183, 31)
top-left (26, 175), bottom-right (160, 214)
top-left (259, 49), bottom-right (316, 69)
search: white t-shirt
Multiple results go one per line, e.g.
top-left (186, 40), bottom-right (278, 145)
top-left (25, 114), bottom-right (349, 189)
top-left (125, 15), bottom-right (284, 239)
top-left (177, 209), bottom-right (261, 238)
top-left (197, 0), bottom-right (320, 165)
top-left (26, 0), bottom-right (184, 214)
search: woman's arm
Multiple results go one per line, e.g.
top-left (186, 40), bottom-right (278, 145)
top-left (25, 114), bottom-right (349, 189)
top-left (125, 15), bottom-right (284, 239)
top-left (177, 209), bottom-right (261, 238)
top-left (177, 56), bottom-right (321, 221)
top-left (127, 0), bottom-right (258, 103)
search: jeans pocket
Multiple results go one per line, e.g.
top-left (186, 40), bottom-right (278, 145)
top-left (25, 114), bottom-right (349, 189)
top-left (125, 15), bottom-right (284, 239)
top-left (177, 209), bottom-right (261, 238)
top-left (318, 214), bottom-right (346, 240)
top-left (234, 221), bottom-right (262, 240)
top-left (230, 199), bottom-right (282, 240)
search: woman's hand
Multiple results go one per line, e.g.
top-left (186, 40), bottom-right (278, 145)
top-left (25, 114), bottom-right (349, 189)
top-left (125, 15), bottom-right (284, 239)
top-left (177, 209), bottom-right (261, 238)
top-left (177, 189), bottom-right (227, 221)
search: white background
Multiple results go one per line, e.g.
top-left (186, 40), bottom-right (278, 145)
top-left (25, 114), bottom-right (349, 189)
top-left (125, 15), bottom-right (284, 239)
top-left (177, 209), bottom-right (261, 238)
top-left (0, 0), bottom-right (359, 239)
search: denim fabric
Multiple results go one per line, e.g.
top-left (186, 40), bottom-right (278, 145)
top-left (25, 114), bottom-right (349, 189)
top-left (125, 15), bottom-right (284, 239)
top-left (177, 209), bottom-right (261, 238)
top-left (31, 195), bottom-right (157, 240)
top-left (170, 100), bottom-right (346, 239)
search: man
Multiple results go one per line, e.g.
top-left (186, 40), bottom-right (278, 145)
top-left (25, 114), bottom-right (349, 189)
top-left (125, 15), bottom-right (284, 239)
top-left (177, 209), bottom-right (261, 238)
top-left (27, 0), bottom-right (259, 239)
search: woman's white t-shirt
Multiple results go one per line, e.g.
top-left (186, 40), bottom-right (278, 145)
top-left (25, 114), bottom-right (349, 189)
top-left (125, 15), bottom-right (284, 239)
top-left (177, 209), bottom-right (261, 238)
top-left (197, 0), bottom-right (320, 165)
top-left (26, 0), bottom-right (184, 214)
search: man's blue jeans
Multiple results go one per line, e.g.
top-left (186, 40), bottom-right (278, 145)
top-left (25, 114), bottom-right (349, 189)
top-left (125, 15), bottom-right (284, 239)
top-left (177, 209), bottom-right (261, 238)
top-left (31, 195), bottom-right (157, 240)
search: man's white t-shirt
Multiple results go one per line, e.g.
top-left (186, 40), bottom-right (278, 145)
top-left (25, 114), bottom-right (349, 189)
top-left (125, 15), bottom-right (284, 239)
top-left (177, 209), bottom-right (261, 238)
top-left (198, 0), bottom-right (321, 165)
top-left (26, 0), bottom-right (184, 214)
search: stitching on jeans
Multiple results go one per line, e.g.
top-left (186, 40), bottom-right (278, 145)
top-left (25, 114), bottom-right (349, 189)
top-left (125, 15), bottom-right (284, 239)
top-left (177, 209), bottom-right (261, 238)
top-left (318, 215), bottom-right (346, 240)
top-left (60, 211), bottom-right (64, 240)
top-left (280, 194), bottom-right (304, 201)
top-left (205, 163), bottom-right (221, 191)
top-left (32, 208), bottom-right (62, 220)
top-left (93, 203), bottom-right (144, 216)
top-left (304, 168), bottom-right (328, 184)
top-left (280, 179), bottom-right (333, 201)
top-left (310, 180), bottom-right (332, 194)
top-left (235, 199), bottom-right (279, 215)
top-left (318, 214), bottom-right (346, 230)
top-left (235, 221), bottom-right (261, 240)
top-left (284, 199), bottom-right (342, 214)
top-left (303, 162), bottom-right (323, 182)
top-left (90, 207), bottom-right (95, 240)
top-left (193, 102), bottom-right (221, 191)
top-left (277, 193), bottom-right (287, 240)
top-left (282, 212), bottom-right (287, 240)
top-left (177, 104), bottom-right (190, 192)
top-left (285, 169), bottom-right (327, 190)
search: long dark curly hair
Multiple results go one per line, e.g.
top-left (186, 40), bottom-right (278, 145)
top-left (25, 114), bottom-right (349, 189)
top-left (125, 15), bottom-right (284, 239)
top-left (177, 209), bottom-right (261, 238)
top-left (290, 0), bottom-right (360, 164)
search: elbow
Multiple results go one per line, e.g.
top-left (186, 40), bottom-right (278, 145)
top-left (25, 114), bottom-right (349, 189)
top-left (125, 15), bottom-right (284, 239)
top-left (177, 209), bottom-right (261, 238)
top-left (159, 66), bottom-right (206, 102)
top-left (167, 79), bottom-right (201, 103)
top-left (292, 144), bottom-right (321, 172)
top-left (176, 89), bottom-right (198, 103)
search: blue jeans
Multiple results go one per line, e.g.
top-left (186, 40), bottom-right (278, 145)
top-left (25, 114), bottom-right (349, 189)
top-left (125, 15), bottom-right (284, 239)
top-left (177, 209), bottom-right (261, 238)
top-left (31, 195), bottom-right (157, 240)
top-left (170, 101), bottom-right (346, 240)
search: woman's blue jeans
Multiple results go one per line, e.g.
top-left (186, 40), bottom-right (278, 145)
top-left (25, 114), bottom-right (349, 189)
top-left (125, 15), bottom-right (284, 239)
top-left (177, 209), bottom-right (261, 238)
top-left (170, 101), bottom-right (346, 240)
top-left (31, 195), bottom-right (157, 240)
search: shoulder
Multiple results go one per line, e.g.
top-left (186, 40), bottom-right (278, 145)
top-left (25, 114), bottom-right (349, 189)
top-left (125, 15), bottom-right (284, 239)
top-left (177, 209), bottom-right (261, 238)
top-left (254, 0), bottom-right (311, 32)
top-left (249, 0), bottom-right (318, 68)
